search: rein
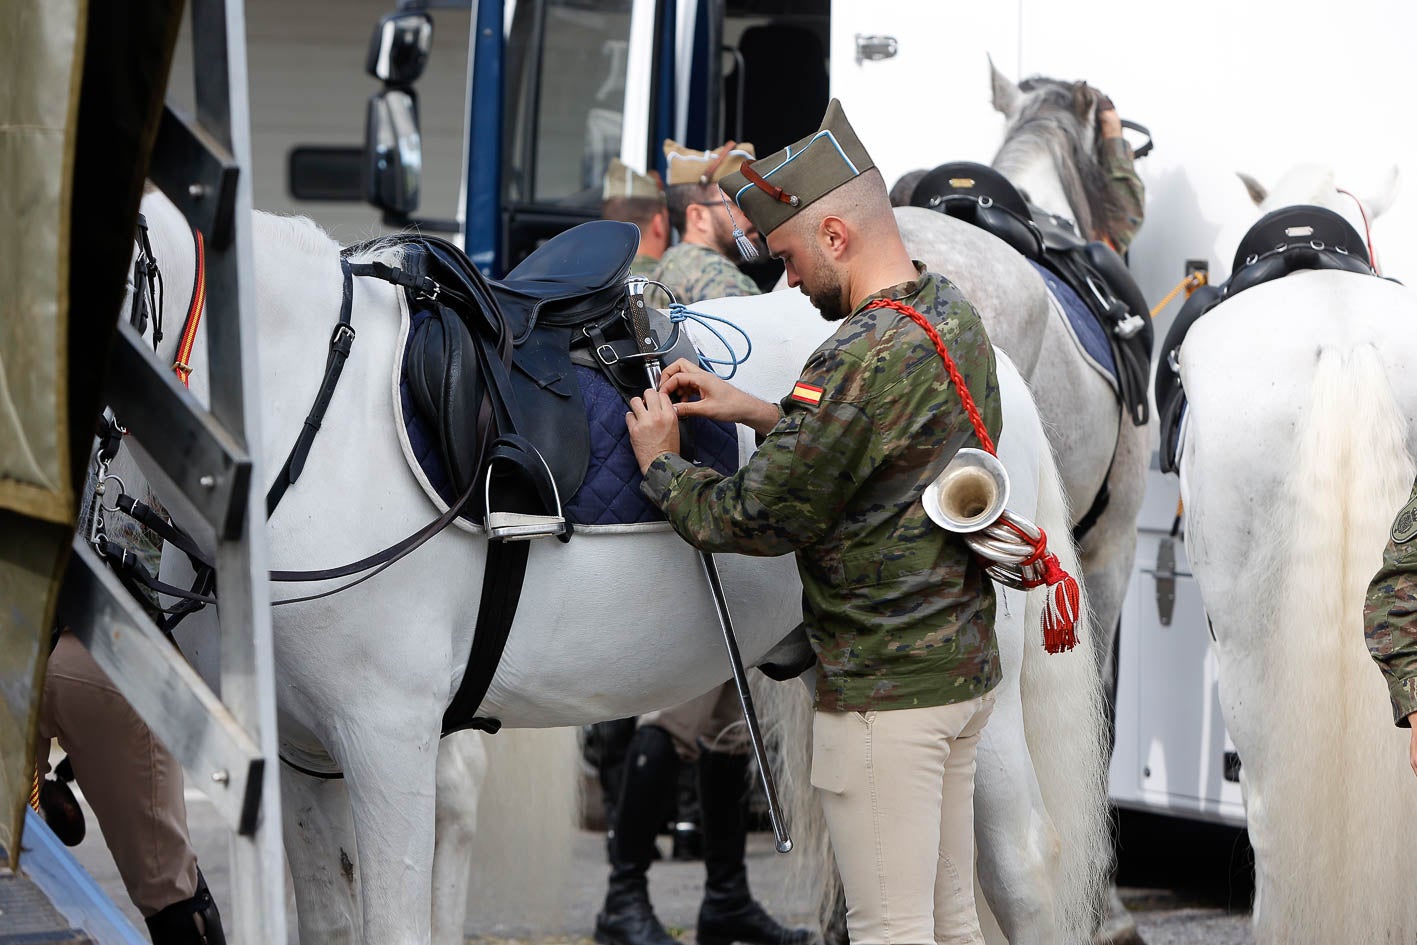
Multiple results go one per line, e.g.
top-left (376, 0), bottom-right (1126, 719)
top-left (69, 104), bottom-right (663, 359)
top-left (1336, 187), bottom-right (1379, 275)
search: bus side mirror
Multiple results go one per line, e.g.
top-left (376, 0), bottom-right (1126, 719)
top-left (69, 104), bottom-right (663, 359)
top-left (366, 12), bottom-right (433, 85)
top-left (365, 89), bottom-right (422, 215)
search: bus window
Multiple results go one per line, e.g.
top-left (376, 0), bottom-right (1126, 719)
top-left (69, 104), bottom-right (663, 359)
top-left (504, 0), bottom-right (634, 209)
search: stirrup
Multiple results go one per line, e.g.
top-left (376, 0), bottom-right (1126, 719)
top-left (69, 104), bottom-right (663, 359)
top-left (483, 443), bottom-right (568, 541)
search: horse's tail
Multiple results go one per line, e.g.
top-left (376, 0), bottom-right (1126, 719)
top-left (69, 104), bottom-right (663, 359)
top-left (752, 673), bottom-right (840, 933)
top-left (1018, 425), bottom-right (1110, 943)
top-left (1240, 344), bottom-right (1417, 944)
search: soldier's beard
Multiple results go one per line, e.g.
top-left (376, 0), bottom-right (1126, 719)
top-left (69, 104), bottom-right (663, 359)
top-left (806, 254), bottom-right (849, 322)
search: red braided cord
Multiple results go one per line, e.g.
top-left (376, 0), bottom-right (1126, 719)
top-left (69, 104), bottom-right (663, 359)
top-left (865, 299), bottom-right (996, 455)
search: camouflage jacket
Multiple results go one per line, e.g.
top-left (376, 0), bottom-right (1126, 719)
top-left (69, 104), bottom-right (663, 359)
top-left (630, 252), bottom-right (659, 280)
top-left (648, 242), bottom-right (758, 308)
top-left (1100, 137), bottom-right (1145, 254)
top-left (1365, 476), bottom-right (1417, 726)
top-left (641, 266), bottom-right (1002, 712)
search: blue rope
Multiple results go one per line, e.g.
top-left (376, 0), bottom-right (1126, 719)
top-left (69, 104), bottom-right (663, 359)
top-left (668, 303), bottom-right (753, 379)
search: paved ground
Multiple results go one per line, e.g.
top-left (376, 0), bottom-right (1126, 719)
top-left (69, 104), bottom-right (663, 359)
top-left (62, 788), bottom-right (1253, 944)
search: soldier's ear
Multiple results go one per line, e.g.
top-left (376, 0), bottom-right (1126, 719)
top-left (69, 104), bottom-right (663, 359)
top-left (819, 215), bottom-right (849, 258)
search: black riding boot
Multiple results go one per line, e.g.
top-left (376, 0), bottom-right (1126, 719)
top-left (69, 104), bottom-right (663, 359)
top-left (145, 868), bottom-right (226, 945)
top-left (696, 749), bottom-right (815, 945)
top-left (595, 725), bottom-right (680, 945)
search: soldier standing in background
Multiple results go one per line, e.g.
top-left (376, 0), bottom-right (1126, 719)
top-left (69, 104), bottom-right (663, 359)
top-left (1366, 478), bottom-right (1417, 773)
top-left (592, 140), bottom-right (811, 945)
top-left (1094, 91), bottom-right (1145, 255)
top-left (650, 140), bottom-right (762, 305)
top-left (602, 157), bottom-right (670, 279)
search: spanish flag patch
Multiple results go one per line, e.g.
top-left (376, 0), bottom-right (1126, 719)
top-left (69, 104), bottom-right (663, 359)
top-left (790, 382), bottom-right (825, 406)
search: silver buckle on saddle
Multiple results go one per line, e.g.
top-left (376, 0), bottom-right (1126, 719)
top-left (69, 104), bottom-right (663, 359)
top-left (483, 448), bottom-right (568, 541)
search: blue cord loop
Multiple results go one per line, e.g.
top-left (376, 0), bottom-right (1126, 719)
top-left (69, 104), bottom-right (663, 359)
top-left (668, 303), bottom-right (753, 379)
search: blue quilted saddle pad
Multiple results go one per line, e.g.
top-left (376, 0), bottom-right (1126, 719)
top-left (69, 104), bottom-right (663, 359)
top-left (1028, 259), bottom-right (1117, 387)
top-left (400, 354), bottom-right (739, 526)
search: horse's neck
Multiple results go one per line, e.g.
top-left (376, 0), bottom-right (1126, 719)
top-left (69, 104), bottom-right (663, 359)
top-left (994, 134), bottom-right (1089, 234)
top-left (139, 192), bottom-right (211, 403)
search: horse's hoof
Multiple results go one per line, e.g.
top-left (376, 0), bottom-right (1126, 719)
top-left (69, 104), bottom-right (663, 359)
top-left (1093, 885), bottom-right (1148, 945)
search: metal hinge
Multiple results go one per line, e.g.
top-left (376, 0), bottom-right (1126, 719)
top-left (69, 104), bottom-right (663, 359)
top-left (854, 34), bottom-right (898, 64)
top-left (1151, 537), bottom-right (1176, 626)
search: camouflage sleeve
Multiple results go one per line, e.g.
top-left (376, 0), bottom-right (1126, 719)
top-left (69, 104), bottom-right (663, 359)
top-left (640, 349), bottom-right (876, 555)
top-left (1100, 137), bottom-right (1145, 254)
top-left (1365, 483), bottom-right (1417, 726)
top-left (712, 261), bottom-right (760, 299)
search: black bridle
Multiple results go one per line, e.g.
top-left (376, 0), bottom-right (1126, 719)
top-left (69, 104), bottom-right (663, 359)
top-left (129, 213), bottom-right (164, 351)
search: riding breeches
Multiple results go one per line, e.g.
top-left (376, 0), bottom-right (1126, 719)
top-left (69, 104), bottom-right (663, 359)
top-left (811, 693), bottom-right (996, 945)
top-left (38, 631), bottom-right (199, 916)
top-left (638, 682), bottom-right (750, 762)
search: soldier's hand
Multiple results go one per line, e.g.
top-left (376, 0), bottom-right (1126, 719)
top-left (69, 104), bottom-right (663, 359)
top-left (1408, 716), bottom-right (1417, 778)
top-left (660, 359), bottom-right (779, 435)
top-left (626, 387), bottom-right (681, 474)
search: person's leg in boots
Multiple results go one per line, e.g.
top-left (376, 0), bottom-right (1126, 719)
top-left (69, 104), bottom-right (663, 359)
top-left (595, 723), bottom-right (681, 945)
top-left (696, 746), bottom-right (814, 945)
top-left (39, 631), bottom-right (226, 944)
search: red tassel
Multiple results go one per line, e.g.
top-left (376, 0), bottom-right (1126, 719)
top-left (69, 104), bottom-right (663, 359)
top-left (1040, 553), bottom-right (1081, 654)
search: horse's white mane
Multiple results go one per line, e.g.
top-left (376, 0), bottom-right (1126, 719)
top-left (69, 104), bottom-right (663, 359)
top-left (254, 209), bottom-right (340, 256)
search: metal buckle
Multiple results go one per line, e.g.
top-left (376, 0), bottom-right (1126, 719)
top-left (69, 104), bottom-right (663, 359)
top-left (1114, 313), bottom-right (1145, 339)
top-left (331, 323), bottom-right (357, 345)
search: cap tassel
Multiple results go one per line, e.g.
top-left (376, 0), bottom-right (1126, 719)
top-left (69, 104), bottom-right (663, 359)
top-left (720, 192), bottom-right (759, 261)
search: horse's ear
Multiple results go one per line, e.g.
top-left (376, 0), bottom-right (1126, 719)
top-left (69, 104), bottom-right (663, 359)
top-left (1237, 172), bottom-right (1268, 206)
top-left (1362, 165), bottom-right (1401, 220)
top-left (989, 55), bottom-right (1018, 116)
top-left (1071, 81), bottom-right (1094, 121)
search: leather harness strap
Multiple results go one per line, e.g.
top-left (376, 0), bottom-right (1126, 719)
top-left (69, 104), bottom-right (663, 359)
top-left (266, 260), bottom-right (357, 517)
top-left (738, 161), bottom-right (800, 207)
top-left (173, 228), bottom-right (206, 387)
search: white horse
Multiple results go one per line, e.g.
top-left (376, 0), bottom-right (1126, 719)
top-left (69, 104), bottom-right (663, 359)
top-left (132, 188), bottom-right (1106, 945)
top-left (980, 63), bottom-right (1152, 711)
top-left (1174, 167), bottom-right (1417, 943)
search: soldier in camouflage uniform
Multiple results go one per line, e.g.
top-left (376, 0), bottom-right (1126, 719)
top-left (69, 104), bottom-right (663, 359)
top-left (1365, 476), bottom-right (1417, 775)
top-left (1095, 93), bottom-right (1145, 254)
top-left (627, 100), bottom-right (1002, 944)
top-left (601, 157), bottom-right (668, 280)
top-left (648, 140), bottom-right (761, 307)
top-left (592, 139), bottom-right (811, 945)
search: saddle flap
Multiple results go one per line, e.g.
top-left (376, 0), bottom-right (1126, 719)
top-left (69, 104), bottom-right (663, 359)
top-left (405, 307), bottom-right (486, 503)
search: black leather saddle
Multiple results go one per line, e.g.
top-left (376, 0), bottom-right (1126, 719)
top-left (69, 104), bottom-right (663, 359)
top-left (388, 221), bottom-right (642, 528)
top-left (1156, 205), bottom-right (1378, 472)
top-left (912, 161), bottom-right (1154, 426)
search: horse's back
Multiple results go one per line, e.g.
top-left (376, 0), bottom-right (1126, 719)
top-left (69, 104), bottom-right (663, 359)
top-left (1181, 271), bottom-right (1417, 465)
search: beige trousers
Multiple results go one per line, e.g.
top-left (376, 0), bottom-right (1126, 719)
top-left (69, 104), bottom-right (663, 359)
top-left (639, 681), bottom-right (749, 761)
top-left (811, 693), bottom-right (996, 945)
top-left (38, 632), bottom-right (199, 916)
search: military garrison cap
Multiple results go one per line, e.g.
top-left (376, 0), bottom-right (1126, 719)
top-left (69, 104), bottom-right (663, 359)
top-left (720, 99), bottom-right (876, 236)
top-left (602, 157), bottom-right (664, 202)
top-left (664, 140), bottom-right (756, 186)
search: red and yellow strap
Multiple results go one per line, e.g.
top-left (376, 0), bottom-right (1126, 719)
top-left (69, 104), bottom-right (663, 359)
top-left (173, 228), bottom-right (207, 387)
